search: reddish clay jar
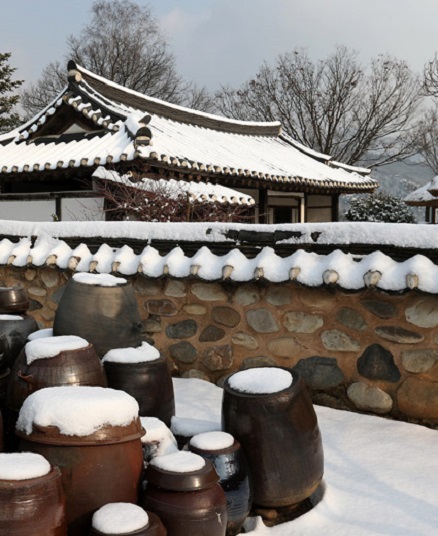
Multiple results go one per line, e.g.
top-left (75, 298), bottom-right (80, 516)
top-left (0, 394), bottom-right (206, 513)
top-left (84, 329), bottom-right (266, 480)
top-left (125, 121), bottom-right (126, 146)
top-left (143, 456), bottom-right (227, 536)
top-left (222, 368), bottom-right (324, 509)
top-left (7, 342), bottom-right (107, 412)
top-left (17, 419), bottom-right (144, 536)
top-left (104, 354), bottom-right (175, 426)
top-left (0, 463), bottom-right (67, 535)
top-left (53, 277), bottom-right (143, 357)
top-left (89, 509), bottom-right (167, 536)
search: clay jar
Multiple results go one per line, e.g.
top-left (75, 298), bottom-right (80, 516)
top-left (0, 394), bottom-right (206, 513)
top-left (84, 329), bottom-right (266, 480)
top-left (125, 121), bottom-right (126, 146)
top-left (0, 287), bottom-right (29, 314)
top-left (7, 336), bottom-right (107, 412)
top-left (53, 274), bottom-right (143, 357)
top-left (0, 452), bottom-right (67, 535)
top-left (143, 451), bottom-right (227, 536)
top-left (90, 504), bottom-right (167, 536)
top-left (222, 367), bottom-right (324, 509)
top-left (189, 432), bottom-right (251, 536)
top-left (0, 314), bottom-right (38, 373)
top-left (16, 386), bottom-right (144, 536)
top-left (103, 344), bottom-right (175, 426)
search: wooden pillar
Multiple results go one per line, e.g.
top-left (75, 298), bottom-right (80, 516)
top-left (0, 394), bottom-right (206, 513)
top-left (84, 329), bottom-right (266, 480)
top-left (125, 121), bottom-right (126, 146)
top-left (55, 197), bottom-right (62, 221)
top-left (332, 194), bottom-right (339, 222)
top-left (258, 188), bottom-right (268, 224)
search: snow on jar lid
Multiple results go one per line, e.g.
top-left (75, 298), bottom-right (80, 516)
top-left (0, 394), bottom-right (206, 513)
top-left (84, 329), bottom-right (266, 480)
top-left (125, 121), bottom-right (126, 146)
top-left (151, 451), bottom-right (205, 473)
top-left (92, 503), bottom-right (149, 534)
top-left (0, 314), bottom-right (23, 321)
top-left (0, 452), bottom-right (51, 481)
top-left (190, 431), bottom-right (234, 451)
top-left (228, 367), bottom-right (293, 394)
top-left (73, 273), bottom-right (127, 286)
top-left (16, 386), bottom-right (140, 438)
top-left (27, 328), bottom-right (53, 341)
top-left (25, 335), bottom-right (89, 365)
top-left (102, 341), bottom-right (160, 364)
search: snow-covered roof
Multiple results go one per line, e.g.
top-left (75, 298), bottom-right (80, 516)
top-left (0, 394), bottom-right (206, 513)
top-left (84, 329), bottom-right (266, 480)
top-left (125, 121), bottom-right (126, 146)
top-left (93, 167), bottom-right (255, 205)
top-left (1, 220), bottom-right (438, 293)
top-left (0, 61), bottom-right (377, 194)
top-left (404, 177), bottom-right (438, 206)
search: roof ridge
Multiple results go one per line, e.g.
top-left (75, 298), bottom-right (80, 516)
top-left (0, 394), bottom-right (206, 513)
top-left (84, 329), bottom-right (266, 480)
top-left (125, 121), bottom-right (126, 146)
top-left (68, 60), bottom-right (283, 137)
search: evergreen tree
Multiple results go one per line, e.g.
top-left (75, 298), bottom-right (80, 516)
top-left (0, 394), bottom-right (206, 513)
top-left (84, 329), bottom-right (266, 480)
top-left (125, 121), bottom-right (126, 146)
top-left (345, 192), bottom-right (415, 223)
top-left (0, 52), bottom-right (23, 134)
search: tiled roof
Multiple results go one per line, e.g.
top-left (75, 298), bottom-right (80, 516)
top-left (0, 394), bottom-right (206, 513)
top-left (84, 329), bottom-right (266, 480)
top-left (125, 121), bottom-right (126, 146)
top-left (0, 62), bottom-right (378, 194)
top-left (404, 177), bottom-right (438, 206)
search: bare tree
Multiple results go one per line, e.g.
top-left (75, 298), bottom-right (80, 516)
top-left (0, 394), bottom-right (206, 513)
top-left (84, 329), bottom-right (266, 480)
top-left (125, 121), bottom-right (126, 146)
top-left (21, 0), bottom-right (214, 117)
top-left (215, 46), bottom-right (422, 167)
top-left (423, 54), bottom-right (438, 98)
top-left (412, 106), bottom-right (438, 173)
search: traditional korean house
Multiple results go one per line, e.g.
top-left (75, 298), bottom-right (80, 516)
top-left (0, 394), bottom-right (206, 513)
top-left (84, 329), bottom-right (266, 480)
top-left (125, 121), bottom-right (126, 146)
top-left (405, 176), bottom-right (438, 223)
top-left (0, 61), bottom-right (378, 222)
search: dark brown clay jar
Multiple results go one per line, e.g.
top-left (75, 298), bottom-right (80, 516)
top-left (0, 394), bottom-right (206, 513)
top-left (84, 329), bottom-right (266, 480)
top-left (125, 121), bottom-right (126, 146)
top-left (7, 343), bottom-right (107, 412)
top-left (17, 420), bottom-right (144, 536)
top-left (143, 458), bottom-right (227, 536)
top-left (189, 437), bottom-right (251, 536)
top-left (0, 465), bottom-right (67, 535)
top-left (0, 287), bottom-right (29, 314)
top-left (89, 511), bottom-right (167, 536)
top-left (0, 314), bottom-right (38, 372)
top-left (53, 278), bottom-right (143, 357)
top-left (222, 368), bottom-right (324, 509)
top-left (104, 355), bottom-right (175, 426)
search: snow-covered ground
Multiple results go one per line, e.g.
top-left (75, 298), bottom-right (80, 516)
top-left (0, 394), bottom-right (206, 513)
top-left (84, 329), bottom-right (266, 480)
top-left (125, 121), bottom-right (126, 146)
top-left (174, 378), bottom-right (438, 536)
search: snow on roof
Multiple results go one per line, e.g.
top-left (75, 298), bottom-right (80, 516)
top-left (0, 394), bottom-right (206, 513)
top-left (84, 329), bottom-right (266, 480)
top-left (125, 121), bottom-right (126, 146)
top-left (0, 452), bottom-right (51, 481)
top-left (0, 62), bottom-right (376, 194)
top-left (0, 221), bottom-right (438, 292)
top-left (92, 503), bottom-right (149, 534)
top-left (228, 367), bottom-right (293, 394)
top-left (404, 180), bottom-right (438, 205)
top-left (93, 167), bottom-right (255, 205)
top-left (16, 386), bottom-right (139, 437)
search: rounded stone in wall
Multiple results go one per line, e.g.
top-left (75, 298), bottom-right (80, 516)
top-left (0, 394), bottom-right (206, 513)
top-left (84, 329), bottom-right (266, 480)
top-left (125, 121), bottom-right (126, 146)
top-left (199, 325), bottom-right (225, 342)
top-left (233, 284), bottom-right (260, 306)
top-left (169, 341), bottom-right (198, 364)
top-left (183, 304), bottom-right (207, 315)
top-left (401, 349), bottom-right (438, 374)
top-left (165, 319), bottom-right (198, 339)
top-left (267, 336), bottom-right (305, 357)
top-left (266, 286), bottom-right (292, 306)
top-left (397, 377), bottom-right (438, 420)
top-left (212, 306), bottom-right (240, 327)
top-left (182, 369), bottom-right (210, 381)
top-left (299, 288), bottom-right (335, 309)
top-left (240, 355), bottom-right (278, 369)
top-left (375, 326), bottom-right (424, 344)
top-left (360, 299), bottom-right (397, 319)
top-left (142, 317), bottom-right (162, 333)
top-left (40, 267), bottom-right (60, 288)
top-left (246, 308), bottom-right (279, 333)
top-left (283, 311), bottom-right (323, 333)
top-left (28, 286), bottom-right (47, 297)
top-left (164, 279), bottom-right (187, 297)
top-left (335, 307), bottom-right (367, 331)
top-left (347, 381), bottom-right (393, 414)
top-left (202, 344), bottom-right (233, 371)
top-left (321, 329), bottom-right (360, 352)
top-left (134, 277), bottom-right (162, 295)
top-left (293, 356), bottom-right (345, 389)
top-left (357, 344), bottom-right (401, 382)
top-left (231, 332), bottom-right (259, 350)
top-left (191, 282), bottom-right (227, 301)
top-left (144, 299), bottom-right (178, 316)
top-left (405, 296), bottom-right (438, 328)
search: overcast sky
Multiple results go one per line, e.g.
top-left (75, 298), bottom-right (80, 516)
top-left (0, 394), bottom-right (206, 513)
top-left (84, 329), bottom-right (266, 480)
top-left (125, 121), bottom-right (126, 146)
top-left (3, 0), bottom-right (438, 92)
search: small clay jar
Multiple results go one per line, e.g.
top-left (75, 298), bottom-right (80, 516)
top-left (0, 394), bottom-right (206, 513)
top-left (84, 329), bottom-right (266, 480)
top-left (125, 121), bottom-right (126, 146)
top-left (143, 452), bottom-right (227, 536)
top-left (0, 287), bottom-right (29, 315)
top-left (90, 505), bottom-right (166, 536)
top-left (0, 314), bottom-right (38, 373)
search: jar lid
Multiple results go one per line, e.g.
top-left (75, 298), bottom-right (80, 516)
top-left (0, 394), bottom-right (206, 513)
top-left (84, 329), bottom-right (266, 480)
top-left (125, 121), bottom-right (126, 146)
top-left (145, 452), bottom-right (218, 491)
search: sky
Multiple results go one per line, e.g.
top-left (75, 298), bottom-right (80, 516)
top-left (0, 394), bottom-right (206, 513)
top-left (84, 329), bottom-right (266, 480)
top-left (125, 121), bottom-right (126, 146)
top-left (3, 0), bottom-right (438, 93)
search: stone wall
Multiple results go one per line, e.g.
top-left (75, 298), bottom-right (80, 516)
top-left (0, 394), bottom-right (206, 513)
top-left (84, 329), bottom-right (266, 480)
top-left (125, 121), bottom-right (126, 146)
top-left (3, 265), bottom-right (438, 428)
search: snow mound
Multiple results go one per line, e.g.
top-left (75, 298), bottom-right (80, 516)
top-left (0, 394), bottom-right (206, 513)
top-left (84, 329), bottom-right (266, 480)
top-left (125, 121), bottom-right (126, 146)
top-left (140, 416), bottom-right (178, 457)
top-left (190, 431), bottom-right (234, 451)
top-left (0, 452), bottom-right (51, 480)
top-left (228, 367), bottom-right (293, 394)
top-left (92, 503), bottom-right (149, 534)
top-left (25, 335), bottom-right (89, 365)
top-left (73, 272), bottom-right (127, 286)
top-left (151, 451), bottom-right (205, 473)
top-left (102, 341), bottom-right (160, 364)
